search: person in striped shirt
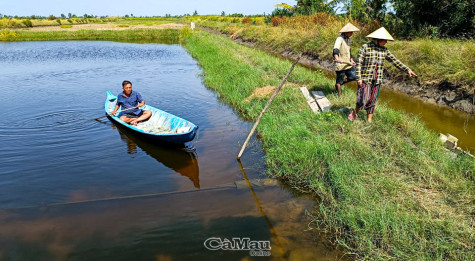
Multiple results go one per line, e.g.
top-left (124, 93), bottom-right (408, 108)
top-left (348, 27), bottom-right (417, 123)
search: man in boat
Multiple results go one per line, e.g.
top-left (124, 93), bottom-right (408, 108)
top-left (348, 27), bottom-right (417, 123)
top-left (333, 23), bottom-right (360, 96)
top-left (110, 80), bottom-right (152, 125)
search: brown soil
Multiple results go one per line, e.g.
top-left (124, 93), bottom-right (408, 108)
top-left (243, 86), bottom-right (276, 102)
top-left (24, 23), bottom-right (185, 32)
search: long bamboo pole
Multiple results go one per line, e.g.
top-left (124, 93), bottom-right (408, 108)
top-left (237, 55), bottom-right (301, 160)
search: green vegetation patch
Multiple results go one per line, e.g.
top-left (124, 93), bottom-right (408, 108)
top-left (0, 29), bottom-right (18, 41)
top-left (7, 29), bottom-right (182, 43)
top-left (183, 30), bottom-right (474, 261)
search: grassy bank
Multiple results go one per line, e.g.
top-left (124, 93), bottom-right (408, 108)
top-left (1, 28), bottom-right (185, 42)
top-left (190, 16), bottom-right (475, 94)
top-left (182, 30), bottom-right (474, 260)
top-left (0, 17), bottom-right (178, 28)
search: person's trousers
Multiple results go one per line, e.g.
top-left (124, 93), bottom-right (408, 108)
top-left (356, 81), bottom-right (381, 114)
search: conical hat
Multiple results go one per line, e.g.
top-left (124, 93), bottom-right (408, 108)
top-left (366, 27), bottom-right (395, 41)
top-left (339, 23), bottom-right (360, 33)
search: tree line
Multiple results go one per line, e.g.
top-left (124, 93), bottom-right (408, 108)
top-left (275, 0), bottom-right (475, 38)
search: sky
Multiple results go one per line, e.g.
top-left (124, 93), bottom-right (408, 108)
top-left (1, 0), bottom-right (298, 17)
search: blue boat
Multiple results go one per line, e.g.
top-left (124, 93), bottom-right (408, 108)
top-left (105, 91), bottom-right (198, 145)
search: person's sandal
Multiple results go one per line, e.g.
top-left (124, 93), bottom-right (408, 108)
top-left (347, 111), bottom-right (356, 122)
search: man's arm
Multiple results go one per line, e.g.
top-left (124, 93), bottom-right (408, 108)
top-left (136, 92), bottom-right (145, 108)
top-left (111, 104), bottom-right (120, 115)
top-left (386, 50), bottom-right (417, 77)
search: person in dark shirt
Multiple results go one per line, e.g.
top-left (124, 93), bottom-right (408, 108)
top-left (111, 80), bottom-right (152, 125)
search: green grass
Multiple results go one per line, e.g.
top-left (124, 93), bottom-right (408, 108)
top-left (183, 30), bottom-right (474, 260)
top-left (4, 28), bottom-right (182, 43)
top-left (0, 17), bottom-right (180, 30)
top-left (60, 24), bottom-right (72, 28)
top-left (389, 39), bottom-right (475, 87)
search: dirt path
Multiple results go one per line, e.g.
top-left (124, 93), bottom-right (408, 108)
top-left (25, 23), bottom-right (185, 32)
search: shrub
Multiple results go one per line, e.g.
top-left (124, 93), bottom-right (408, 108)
top-left (270, 7), bottom-right (293, 18)
top-left (271, 16), bottom-right (283, 27)
top-left (0, 18), bottom-right (21, 28)
top-left (254, 17), bottom-right (265, 26)
top-left (179, 26), bottom-right (192, 39)
top-left (242, 17), bottom-right (251, 25)
top-left (311, 13), bottom-right (333, 26)
top-left (0, 29), bottom-right (18, 41)
top-left (22, 19), bottom-right (33, 27)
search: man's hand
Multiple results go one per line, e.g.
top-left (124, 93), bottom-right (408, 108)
top-left (110, 110), bottom-right (117, 115)
top-left (350, 59), bottom-right (356, 67)
top-left (408, 70), bottom-right (418, 78)
top-left (357, 80), bottom-right (363, 87)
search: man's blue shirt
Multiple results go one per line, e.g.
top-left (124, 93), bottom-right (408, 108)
top-left (117, 90), bottom-right (144, 116)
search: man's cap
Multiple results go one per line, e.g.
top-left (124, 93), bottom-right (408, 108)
top-left (339, 23), bottom-right (360, 33)
top-left (366, 27), bottom-right (395, 41)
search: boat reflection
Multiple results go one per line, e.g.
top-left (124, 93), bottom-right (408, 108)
top-left (111, 122), bottom-right (200, 188)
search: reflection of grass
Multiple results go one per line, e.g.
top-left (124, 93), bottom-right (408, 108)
top-left (183, 31), bottom-right (474, 261)
top-left (60, 24), bottom-right (72, 28)
top-left (117, 24), bottom-right (129, 27)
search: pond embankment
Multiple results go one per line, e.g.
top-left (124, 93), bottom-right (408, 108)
top-left (6, 26), bottom-right (474, 261)
top-left (194, 20), bottom-right (475, 115)
top-left (182, 30), bottom-right (474, 261)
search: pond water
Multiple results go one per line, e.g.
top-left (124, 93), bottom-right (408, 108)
top-left (0, 41), bottom-right (345, 260)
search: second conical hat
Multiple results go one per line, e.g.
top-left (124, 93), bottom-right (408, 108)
top-left (366, 27), bottom-right (395, 41)
top-left (339, 23), bottom-right (360, 33)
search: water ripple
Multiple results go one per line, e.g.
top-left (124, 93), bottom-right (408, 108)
top-left (0, 109), bottom-right (102, 137)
